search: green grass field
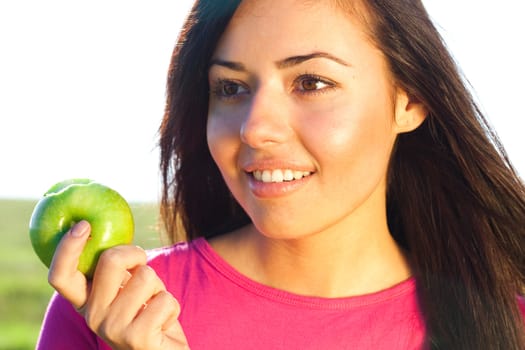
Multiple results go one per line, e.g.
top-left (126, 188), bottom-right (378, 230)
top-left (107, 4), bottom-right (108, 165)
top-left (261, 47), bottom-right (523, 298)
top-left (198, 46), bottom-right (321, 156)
top-left (0, 199), bottom-right (164, 350)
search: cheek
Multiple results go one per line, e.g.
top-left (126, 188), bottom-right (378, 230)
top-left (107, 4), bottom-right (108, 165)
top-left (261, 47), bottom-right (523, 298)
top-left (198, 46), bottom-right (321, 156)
top-left (206, 113), bottom-right (241, 177)
top-left (301, 96), bottom-right (396, 177)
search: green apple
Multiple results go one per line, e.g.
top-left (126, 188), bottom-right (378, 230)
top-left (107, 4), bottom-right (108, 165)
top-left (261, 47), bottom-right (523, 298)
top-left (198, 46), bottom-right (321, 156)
top-left (29, 179), bottom-right (134, 278)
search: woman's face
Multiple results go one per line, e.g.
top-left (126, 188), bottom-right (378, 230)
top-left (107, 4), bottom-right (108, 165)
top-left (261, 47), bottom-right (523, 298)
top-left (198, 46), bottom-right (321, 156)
top-left (207, 0), bottom-right (416, 239)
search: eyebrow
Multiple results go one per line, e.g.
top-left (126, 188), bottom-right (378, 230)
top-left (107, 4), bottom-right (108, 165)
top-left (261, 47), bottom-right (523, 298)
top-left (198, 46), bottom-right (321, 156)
top-left (208, 51), bottom-right (350, 71)
top-left (276, 52), bottom-right (350, 69)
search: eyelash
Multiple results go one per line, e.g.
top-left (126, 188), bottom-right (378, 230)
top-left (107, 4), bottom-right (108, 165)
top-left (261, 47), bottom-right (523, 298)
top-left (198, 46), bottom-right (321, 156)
top-left (210, 78), bottom-right (249, 102)
top-left (293, 73), bottom-right (337, 96)
top-left (210, 73), bottom-right (338, 101)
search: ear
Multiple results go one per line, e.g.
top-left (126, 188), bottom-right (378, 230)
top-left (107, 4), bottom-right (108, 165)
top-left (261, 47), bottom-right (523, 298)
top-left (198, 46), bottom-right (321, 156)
top-left (393, 88), bottom-right (427, 134)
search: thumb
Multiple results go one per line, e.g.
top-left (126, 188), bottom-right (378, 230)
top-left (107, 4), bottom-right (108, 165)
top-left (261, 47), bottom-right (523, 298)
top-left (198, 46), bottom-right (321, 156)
top-left (48, 220), bottom-right (91, 310)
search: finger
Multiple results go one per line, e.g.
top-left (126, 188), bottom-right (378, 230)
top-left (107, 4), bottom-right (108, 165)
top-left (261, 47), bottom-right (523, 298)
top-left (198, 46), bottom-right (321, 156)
top-left (48, 220), bottom-right (91, 309)
top-left (85, 245), bottom-right (147, 328)
top-left (106, 265), bottom-right (167, 329)
top-left (130, 291), bottom-right (189, 348)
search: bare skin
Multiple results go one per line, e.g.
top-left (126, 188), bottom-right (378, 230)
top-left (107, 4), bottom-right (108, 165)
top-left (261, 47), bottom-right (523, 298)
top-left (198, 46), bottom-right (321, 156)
top-left (207, 0), bottom-right (426, 298)
top-left (47, 0), bottom-right (427, 348)
top-left (48, 220), bottom-right (189, 349)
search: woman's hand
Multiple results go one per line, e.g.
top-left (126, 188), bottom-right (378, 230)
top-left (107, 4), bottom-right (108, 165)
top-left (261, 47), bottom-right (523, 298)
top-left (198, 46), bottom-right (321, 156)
top-left (48, 220), bottom-right (190, 349)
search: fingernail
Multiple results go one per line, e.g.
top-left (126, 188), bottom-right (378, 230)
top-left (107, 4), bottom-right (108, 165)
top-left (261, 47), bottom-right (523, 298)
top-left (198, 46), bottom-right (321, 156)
top-left (70, 220), bottom-right (89, 237)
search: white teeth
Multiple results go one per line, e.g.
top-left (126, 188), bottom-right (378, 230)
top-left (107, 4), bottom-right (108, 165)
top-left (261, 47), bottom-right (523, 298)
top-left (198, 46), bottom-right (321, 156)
top-left (262, 170), bottom-right (272, 182)
top-left (271, 169), bottom-right (284, 183)
top-left (252, 169), bottom-right (312, 183)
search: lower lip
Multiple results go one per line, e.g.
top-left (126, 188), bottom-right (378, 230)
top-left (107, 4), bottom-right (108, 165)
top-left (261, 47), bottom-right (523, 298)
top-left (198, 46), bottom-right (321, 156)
top-left (247, 173), bottom-right (312, 198)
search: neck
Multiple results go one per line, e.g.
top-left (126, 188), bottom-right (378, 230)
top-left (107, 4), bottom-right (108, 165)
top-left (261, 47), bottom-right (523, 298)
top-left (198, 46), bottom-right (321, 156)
top-left (209, 179), bottom-right (412, 298)
top-left (211, 219), bottom-right (412, 298)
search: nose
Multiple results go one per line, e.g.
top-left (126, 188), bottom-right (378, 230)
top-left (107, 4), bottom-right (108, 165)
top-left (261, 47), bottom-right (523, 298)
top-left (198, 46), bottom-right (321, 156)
top-left (240, 85), bottom-right (292, 148)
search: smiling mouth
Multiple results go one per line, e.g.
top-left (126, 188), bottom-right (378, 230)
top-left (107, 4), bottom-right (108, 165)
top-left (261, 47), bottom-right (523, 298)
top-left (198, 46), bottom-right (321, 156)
top-left (251, 169), bottom-right (313, 183)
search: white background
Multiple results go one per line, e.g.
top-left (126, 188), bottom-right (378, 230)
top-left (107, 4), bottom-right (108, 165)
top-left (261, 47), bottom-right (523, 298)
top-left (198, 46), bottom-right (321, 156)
top-left (0, 1), bottom-right (523, 202)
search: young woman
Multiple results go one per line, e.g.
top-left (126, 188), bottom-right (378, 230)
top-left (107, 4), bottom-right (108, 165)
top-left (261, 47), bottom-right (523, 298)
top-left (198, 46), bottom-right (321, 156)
top-left (37, 0), bottom-right (525, 349)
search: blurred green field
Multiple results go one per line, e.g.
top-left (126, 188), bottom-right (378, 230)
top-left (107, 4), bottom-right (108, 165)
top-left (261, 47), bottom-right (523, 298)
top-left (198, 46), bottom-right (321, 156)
top-left (0, 199), bottom-right (165, 350)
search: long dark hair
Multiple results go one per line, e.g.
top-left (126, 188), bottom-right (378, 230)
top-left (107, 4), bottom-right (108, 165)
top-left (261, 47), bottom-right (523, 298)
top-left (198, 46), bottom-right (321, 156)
top-left (159, 0), bottom-right (525, 348)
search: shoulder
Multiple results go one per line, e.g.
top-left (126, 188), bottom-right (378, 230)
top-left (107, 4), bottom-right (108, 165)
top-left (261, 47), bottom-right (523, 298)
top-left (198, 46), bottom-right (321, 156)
top-left (518, 295), bottom-right (525, 316)
top-left (36, 292), bottom-right (111, 349)
top-left (146, 238), bottom-right (210, 299)
top-left (146, 237), bottom-right (205, 273)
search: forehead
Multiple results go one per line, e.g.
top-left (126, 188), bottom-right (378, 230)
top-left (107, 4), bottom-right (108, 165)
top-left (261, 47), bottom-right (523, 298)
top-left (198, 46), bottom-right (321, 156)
top-left (213, 0), bottom-right (371, 62)
top-left (235, 0), bottom-right (333, 14)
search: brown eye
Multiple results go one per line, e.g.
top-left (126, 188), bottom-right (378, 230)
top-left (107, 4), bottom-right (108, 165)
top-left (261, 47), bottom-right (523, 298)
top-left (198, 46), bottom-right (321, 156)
top-left (301, 78), bottom-right (322, 91)
top-left (211, 79), bottom-right (249, 101)
top-left (223, 82), bottom-right (242, 96)
top-left (295, 74), bottom-right (335, 93)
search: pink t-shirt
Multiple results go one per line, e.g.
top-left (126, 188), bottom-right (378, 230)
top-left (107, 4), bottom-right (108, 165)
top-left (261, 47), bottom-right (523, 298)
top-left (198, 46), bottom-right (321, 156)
top-left (37, 238), bottom-right (425, 349)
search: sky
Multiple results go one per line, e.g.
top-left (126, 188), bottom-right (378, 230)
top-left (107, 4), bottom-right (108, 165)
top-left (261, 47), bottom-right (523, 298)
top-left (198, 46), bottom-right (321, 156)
top-left (0, 1), bottom-right (524, 203)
